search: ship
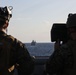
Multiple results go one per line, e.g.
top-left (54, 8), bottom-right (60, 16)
top-left (31, 40), bottom-right (36, 46)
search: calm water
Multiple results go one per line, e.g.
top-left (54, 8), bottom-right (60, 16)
top-left (25, 43), bottom-right (54, 56)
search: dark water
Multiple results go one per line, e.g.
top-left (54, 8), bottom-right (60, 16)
top-left (25, 43), bottom-right (54, 56)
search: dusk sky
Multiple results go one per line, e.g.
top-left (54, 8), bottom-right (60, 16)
top-left (0, 0), bottom-right (76, 43)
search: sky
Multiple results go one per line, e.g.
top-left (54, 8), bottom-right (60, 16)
top-left (0, 0), bottom-right (76, 43)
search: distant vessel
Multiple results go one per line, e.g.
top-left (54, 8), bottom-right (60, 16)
top-left (31, 40), bottom-right (36, 46)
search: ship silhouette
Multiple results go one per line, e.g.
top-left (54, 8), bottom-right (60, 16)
top-left (31, 40), bottom-right (36, 46)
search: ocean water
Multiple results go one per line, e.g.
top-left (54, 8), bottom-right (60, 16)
top-left (25, 43), bottom-right (54, 56)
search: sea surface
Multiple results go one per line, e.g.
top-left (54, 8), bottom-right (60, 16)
top-left (25, 43), bottom-right (54, 56)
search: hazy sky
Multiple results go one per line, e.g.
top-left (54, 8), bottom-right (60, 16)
top-left (0, 0), bottom-right (76, 43)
